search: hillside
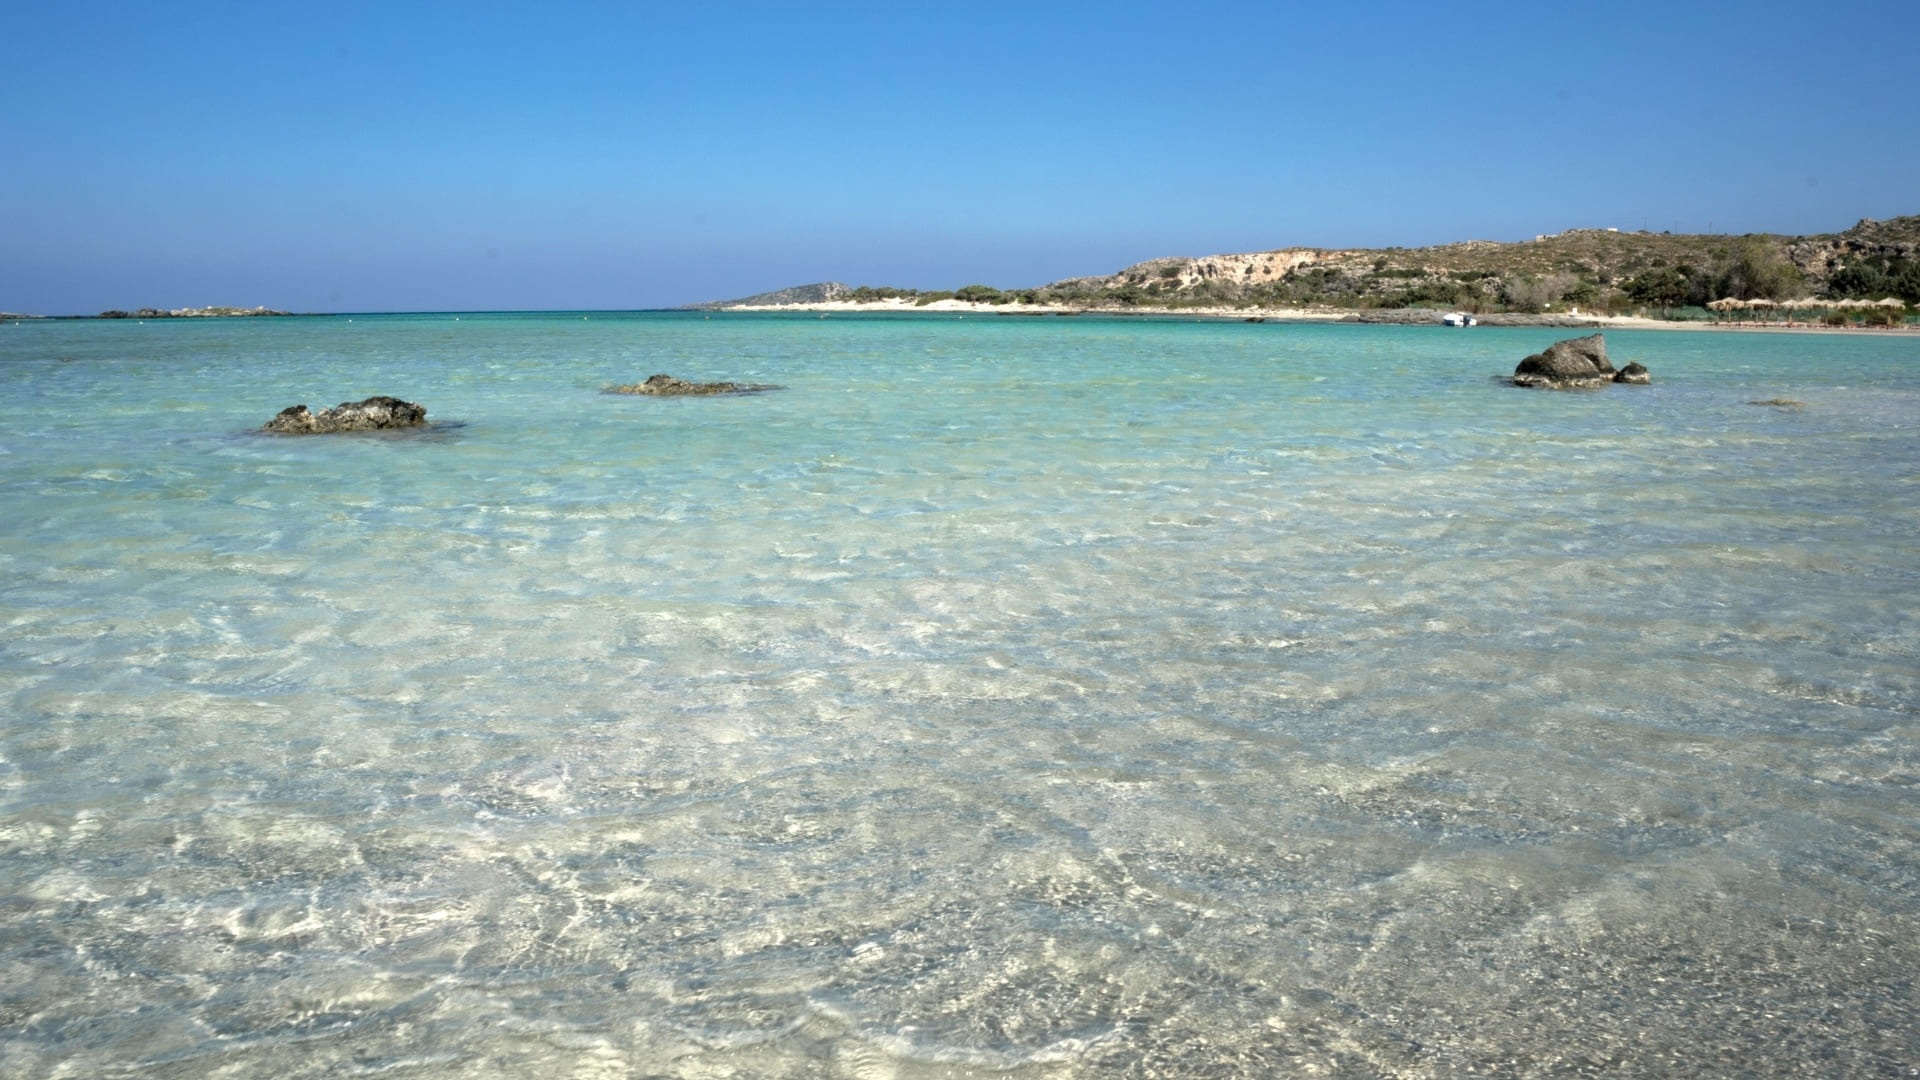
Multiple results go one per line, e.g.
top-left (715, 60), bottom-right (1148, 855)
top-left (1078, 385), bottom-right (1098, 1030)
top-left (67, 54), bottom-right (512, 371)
top-left (708, 216), bottom-right (1920, 315)
top-left (1052, 216), bottom-right (1920, 312)
top-left (687, 282), bottom-right (851, 309)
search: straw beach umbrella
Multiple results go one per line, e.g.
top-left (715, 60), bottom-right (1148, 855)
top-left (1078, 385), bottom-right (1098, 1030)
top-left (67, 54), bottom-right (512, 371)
top-left (1778, 297), bottom-right (1825, 324)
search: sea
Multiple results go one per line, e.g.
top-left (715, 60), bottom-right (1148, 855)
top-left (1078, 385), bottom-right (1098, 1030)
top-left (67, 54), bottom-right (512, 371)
top-left (1, 311), bottom-right (1916, 1078)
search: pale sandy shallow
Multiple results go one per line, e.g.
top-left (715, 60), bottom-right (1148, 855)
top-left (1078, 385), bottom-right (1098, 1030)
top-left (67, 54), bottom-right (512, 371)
top-left (5, 314), bottom-right (1919, 1077)
top-left (718, 298), bottom-right (1918, 334)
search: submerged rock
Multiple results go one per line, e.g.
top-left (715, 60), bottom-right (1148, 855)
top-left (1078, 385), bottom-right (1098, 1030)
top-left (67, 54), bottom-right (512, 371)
top-left (606, 373), bottom-right (783, 396)
top-left (263, 396), bottom-right (428, 433)
top-left (1512, 334), bottom-right (1648, 389)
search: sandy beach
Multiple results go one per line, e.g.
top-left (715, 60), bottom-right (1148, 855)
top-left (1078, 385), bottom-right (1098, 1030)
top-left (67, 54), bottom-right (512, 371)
top-left (713, 297), bottom-right (1918, 333)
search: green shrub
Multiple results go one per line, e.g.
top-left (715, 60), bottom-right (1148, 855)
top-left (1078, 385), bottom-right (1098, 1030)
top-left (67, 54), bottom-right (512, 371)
top-left (1625, 267), bottom-right (1689, 311)
top-left (847, 285), bottom-right (918, 302)
top-left (1714, 237), bottom-right (1802, 300)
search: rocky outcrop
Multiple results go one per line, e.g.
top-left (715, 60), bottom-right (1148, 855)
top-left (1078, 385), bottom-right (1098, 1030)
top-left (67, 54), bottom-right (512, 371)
top-left (1513, 333), bottom-right (1613, 387)
top-left (1082, 248), bottom-right (1345, 294)
top-left (263, 396), bottom-right (428, 433)
top-left (1786, 216), bottom-right (1920, 289)
top-left (1512, 334), bottom-right (1649, 388)
top-left (606, 373), bottom-right (782, 396)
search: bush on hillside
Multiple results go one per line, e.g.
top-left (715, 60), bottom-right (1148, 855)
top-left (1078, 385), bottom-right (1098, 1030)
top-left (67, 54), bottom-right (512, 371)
top-left (1714, 237), bottom-right (1802, 301)
top-left (1827, 256), bottom-right (1920, 302)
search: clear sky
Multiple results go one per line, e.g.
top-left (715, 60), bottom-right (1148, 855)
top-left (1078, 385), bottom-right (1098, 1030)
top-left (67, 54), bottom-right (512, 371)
top-left (5, 1), bottom-right (1917, 314)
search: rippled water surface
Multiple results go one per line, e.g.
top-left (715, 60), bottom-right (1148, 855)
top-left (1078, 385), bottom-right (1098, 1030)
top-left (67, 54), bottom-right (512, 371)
top-left (2, 312), bottom-right (1917, 1077)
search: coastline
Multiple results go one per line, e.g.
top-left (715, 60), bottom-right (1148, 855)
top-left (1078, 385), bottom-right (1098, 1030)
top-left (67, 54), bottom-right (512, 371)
top-left (11, 301), bottom-right (1909, 335)
top-left (711, 297), bottom-right (1919, 334)
top-left (4, 307), bottom-right (300, 321)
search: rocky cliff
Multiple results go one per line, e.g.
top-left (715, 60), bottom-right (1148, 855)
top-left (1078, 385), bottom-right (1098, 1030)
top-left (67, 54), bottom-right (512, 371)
top-left (1784, 216), bottom-right (1920, 284)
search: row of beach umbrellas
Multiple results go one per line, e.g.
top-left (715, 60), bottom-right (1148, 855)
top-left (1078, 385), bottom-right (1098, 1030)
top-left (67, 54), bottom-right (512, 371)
top-left (1707, 297), bottom-right (1907, 311)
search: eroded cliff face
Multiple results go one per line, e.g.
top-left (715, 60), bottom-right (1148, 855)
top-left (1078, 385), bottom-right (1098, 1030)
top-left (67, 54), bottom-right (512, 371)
top-left (1785, 217), bottom-right (1920, 285)
top-left (1092, 248), bottom-right (1354, 291)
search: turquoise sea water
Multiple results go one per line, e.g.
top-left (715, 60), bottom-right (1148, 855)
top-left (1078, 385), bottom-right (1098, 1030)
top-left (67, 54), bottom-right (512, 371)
top-left (1, 312), bottom-right (1916, 1077)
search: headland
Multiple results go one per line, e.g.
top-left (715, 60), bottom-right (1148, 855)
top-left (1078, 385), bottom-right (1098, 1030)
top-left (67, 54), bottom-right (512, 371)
top-left (698, 215), bottom-right (1919, 332)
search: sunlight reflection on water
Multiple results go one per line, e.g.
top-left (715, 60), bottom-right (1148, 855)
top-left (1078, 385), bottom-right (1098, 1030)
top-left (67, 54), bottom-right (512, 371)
top-left (1, 314), bottom-right (1916, 1077)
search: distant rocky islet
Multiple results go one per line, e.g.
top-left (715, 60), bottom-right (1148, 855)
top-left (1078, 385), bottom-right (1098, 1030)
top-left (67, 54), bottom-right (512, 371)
top-left (99, 306), bottom-right (292, 319)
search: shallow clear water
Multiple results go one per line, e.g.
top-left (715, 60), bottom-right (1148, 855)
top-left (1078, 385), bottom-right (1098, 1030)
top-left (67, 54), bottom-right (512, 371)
top-left (2, 312), bottom-right (1916, 1077)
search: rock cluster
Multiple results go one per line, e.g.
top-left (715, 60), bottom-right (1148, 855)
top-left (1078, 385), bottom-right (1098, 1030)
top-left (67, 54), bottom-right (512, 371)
top-left (1512, 334), bottom-right (1649, 389)
top-left (606, 373), bottom-right (782, 396)
top-left (263, 396), bottom-right (428, 433)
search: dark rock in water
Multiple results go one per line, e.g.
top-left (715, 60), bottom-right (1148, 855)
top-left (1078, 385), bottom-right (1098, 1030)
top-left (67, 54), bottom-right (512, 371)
top-left (1512, 333), bottom-right (1643, 389)
top-left (606, 373), bottom-right (783, 396)
top-left (1514, 333), bottom-right (1612, 384)
top-left (1613, 362), bottom-right (1651, 385)
top-left (264, 396), bottom-right (428, 433)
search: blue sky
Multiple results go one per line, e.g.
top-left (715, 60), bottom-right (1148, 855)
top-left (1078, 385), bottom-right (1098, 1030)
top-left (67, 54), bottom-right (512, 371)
top-left (4, 1), bottom-right (1916, 313)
